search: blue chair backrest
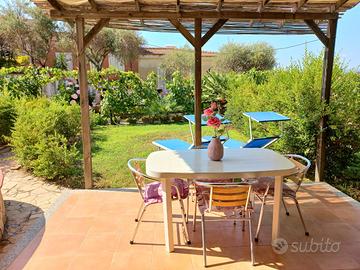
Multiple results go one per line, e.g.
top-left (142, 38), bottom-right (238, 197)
top-left (243, 136), bottom-right (279, 148)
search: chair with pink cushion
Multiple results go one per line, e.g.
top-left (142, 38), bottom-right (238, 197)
top-left (251, 154), bottom-right (311, 242)
top-left (127, 158), bottom-right (191, 245)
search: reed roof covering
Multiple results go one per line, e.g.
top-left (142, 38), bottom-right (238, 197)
top-left (32, 0), bottom-right (359, 34)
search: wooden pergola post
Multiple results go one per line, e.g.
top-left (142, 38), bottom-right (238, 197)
top-left (315, 19), bottom-right (338, 182)
top-left (169, 18), bottom-right (227, 147)
top-left (76, 17), bottom-right (93, 189)
top-left (194, 18), bottom-right (202, 147)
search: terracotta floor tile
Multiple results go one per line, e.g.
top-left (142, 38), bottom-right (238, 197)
top-left (24, 255), bottom-right (73, 270)
top-left (8, 184), bottom-right (360, 270)
top-left (68, 251), bottom-right (114, 270)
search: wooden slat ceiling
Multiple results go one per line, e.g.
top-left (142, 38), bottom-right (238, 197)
top-left (32, 0), bottom-right (359, 35)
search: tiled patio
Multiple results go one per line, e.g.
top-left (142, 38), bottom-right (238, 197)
top-left (7, 183), bottom-right (360, 270)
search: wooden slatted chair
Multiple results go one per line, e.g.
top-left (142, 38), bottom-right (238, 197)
top-left (195, 181), bottom-right (255, 267)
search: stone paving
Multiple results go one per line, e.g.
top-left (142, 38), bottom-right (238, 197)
top-left (0, 146), bottom-right (67, 269)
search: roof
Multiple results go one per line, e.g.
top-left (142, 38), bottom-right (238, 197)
top-left (32, 0), bottom-right (359, 35)
top-left (142, 46), bottom-right (216, 57)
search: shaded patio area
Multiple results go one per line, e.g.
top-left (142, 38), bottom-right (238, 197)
top-left (7, 182), bottom-right (360, 270)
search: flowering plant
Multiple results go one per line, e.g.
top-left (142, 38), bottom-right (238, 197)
top-left (202, 102), bottom-right (226, 138)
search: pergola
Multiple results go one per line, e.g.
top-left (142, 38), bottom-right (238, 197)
top-left (33, 0), bottom-right (359, 188)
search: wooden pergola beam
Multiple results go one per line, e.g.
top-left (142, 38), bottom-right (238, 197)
top-left (83, 18), bottom-right (110, 48)
top-left (169, 19), bottom-right (195, 46)
top-left (258, 0), bottom-right (271, 12)
top-left (305, 19), bottom-right (329, 46)
top-left (75, 18), bottom-right (93, 189)
top-left (88, 0), bottom-right (99, 11)
top-left (217, 0), bottom-right (224, 12)
top-left (50, 10), bottom-right (339, 20)
top-left (47, 0), bottom-right (64, 11)
top-left (296, 0), bottom-right (308, 11)
top-left (336, 0), bottom-right (350, 10)
top-left (201, 19), bottom-right (228, 46)
top-left (176, 0), bottom-right (180, 12)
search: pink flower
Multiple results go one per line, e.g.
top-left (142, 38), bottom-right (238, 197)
top-left (203, 108), bottom-right (214, 116)
top-left (71, 93), bottom-right (78, 100)
top-left (211, 102), bottom-right (217, 110)
top-left (76, 90), bottom-right (81, 95)
top-left (207, 117), bottom-right (221, 128)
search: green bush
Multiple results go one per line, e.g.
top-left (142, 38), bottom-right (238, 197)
top-left (226, 52), bottom-right (360, 183)
top-left (89, 68), bottom-right (159, 123)
top-left (10, 98), bottom-right (82, 181)
top-left (0, 95), bottom-right (16, 145)
top-left (165, 71), bottom-right (194, 114)
top-left (0, 66), bottom-right (76, 98)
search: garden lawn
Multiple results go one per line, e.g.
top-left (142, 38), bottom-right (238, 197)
top-left (92, 123), bottom-right (245, 188)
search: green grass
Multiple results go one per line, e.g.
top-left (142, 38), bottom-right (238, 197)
top-left (92, 123), bottom-right (246, 188)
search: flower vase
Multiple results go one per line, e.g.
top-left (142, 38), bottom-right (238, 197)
top-left (208, 137), bottom-right (224, 161)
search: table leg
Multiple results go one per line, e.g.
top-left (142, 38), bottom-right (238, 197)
top-left (161, 179), bottom-right (174, 252)
top-left (272, 175), bottom-right (283, 242)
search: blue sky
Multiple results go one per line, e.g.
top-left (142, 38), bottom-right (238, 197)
top-left (140, 5), bottom-right (360, 70)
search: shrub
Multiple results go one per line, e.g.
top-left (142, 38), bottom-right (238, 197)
top-left (202, 71), bottom-right (229, 113)
top-left (89, 68), bottom-right (159, 123)
top-left (165, 71), bottom-right (194, 114)
top-left (226, 52), bottom-right (360, 183)
top-left (10, 98), bottom-right (82, 181)
top-left (0, 95), bottom-right (16, 145)
top-left (0, 66), bottom-right (76, 98)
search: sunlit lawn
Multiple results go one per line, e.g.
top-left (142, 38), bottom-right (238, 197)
top-left (92, 123), bottom-right (246, 188)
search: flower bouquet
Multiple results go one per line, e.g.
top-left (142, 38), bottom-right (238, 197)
top-left (202, 102), bottom-right (227, 161)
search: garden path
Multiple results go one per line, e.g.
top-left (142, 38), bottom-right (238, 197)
top-left (0, 146), bottom-right (67, 269)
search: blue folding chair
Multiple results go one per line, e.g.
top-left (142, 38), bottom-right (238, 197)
top-left (152, 139), bottom-right (192, 150)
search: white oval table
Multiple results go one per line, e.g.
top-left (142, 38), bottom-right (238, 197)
top-left (146, 148), bottom-right (297, 252)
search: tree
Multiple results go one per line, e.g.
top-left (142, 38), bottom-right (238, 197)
top-left (0, 0), bottom-right (58, 66)
top-left (85, 28), bottom-right (143, 71)
top-left (160, 46), bottom-right (194, 78)
top-left (215, 42), bottom-right (276, 73)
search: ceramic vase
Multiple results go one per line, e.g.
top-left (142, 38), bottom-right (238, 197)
top-left (208, 137), bottom-right (224, 161)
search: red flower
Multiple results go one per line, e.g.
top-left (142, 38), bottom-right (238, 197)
top-left (203, 108), bottom-right (214, 116)
top-left (207, 117), bottom-right (221, 128)
top-left (211, 102), bottom-right (217, 110)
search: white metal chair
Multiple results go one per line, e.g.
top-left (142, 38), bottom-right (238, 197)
top-left (128, 158), bottom-right (191, 245)
top-left (251, 154), bottom-right (311, 242)
top-left (195, 181), bottom-right (255, 267)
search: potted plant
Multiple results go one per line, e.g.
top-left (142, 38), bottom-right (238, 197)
top-left (202, 102), bottom-right (227, 161)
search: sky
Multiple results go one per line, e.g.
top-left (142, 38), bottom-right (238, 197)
top-left (139, 5), bottom-right (360, 70)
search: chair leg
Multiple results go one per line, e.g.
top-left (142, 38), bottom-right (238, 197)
top-left (282, 198), bottom-right (290, 216)
top-left (186, 195), bottom-right (190, 223)
top-left (179, 199), bottom-right (191, 244)
top-left (193, 199), bottom-right (198, 232)
top-left (134, 201), bottom-right (144, 222)
top-left (201, 214), bottom-right (207, 268)
top-left (255, 196), bottom-right (266, 242)
top-left (130, 204), bottom-right (147, 244)
top-left (294, 198), bottom-right (309, 236)
top-left (248, 216), bottom-right (255, 266)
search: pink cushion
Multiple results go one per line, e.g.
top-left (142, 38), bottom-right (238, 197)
top-left (252, 176), bottom-right (296, 198)
top-left (143, 178), bottom-right (189, 206)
